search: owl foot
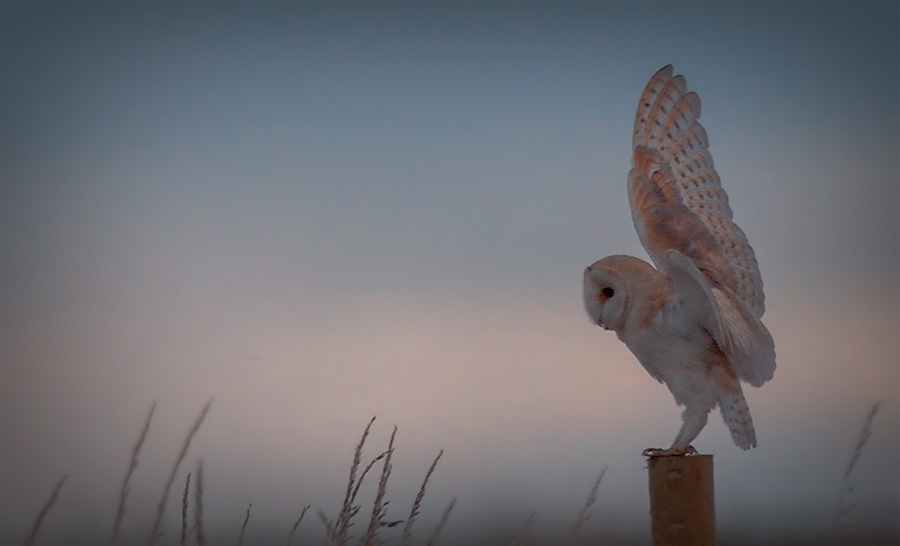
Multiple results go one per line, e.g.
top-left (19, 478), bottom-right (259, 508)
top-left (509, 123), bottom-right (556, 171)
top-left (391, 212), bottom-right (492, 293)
top-left (642, 445), bottom-right (698, 457)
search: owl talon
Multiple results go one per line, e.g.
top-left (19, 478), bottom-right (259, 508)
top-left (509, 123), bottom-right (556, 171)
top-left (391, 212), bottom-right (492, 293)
top-left (642, 445), bottom-right (698, 457)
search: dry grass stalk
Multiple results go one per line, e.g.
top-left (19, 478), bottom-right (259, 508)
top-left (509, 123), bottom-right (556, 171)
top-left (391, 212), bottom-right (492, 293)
top-left (424, 497), bottom-right (456, 546)
top-left (112, 401), bottom-right (157, 544)
top-left (317, 508), bottom-right (338, 544)
top-left (401, 449), bottom-right (444, 546)
top-left (23, 474), bottom-right (68, 546)
top-left (509, 512), bottom-right (536, 546)
top-left (194, 459), bottom-right (206, 546)
top-left (335, 415), bottom-right (377, 545)
top-left (835, 401), bottom-right (880, 529)
top-left (361, 426), bottom-right (403, 546)
top-left (286, 504), bottom-right (311, 546)
top-left (238, 502), bottom-right (252, 546)
top-left (568, 465), bottom-right (608, 542)
top-left (180, 472), bottom-right (191, 546)
top-left (351, 451), bottom-right (388, 504)
top-left (147, 399), bottom-right (213, 546)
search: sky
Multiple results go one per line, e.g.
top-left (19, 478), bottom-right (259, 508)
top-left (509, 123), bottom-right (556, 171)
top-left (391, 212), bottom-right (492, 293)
top-left (1, 1), bottom-right (898, 545)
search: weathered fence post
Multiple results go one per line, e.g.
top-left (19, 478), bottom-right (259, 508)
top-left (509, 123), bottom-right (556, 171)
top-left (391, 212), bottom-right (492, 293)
top-left (647, 454), bottom-right (715, 546)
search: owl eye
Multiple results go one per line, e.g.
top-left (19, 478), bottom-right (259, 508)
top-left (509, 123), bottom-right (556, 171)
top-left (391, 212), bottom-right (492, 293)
top-left (601, 287), bottom-right (615, 298)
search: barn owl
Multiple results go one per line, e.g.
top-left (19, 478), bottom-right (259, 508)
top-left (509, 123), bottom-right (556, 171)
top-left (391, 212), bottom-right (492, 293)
top-left (583, 65), bottom-right (776, 456)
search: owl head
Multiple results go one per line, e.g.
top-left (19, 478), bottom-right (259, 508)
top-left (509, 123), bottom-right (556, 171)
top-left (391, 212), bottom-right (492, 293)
top-left (583, 254), bottom-right (666, 332)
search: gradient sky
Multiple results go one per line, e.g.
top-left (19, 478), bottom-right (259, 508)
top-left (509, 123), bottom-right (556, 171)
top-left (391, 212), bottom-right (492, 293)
top-left (2, 2), bottom-right (898, 545)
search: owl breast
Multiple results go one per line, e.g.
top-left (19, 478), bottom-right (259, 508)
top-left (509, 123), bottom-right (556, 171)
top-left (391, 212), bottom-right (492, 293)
top-left (619, 308), bottom-right (726, 409)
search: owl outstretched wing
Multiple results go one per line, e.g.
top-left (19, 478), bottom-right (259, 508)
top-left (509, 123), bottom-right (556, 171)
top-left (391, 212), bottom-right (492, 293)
top-left (628, 65), bottom-right (765, 320)
top-left (627, 65), bottom-right (774, 386)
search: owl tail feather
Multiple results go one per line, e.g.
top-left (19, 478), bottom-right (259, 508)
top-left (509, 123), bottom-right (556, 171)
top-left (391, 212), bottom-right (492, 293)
top-left (719, 389), bottom-right (757, 450)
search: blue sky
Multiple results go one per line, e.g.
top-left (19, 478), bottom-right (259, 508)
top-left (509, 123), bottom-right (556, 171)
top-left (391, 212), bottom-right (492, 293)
top-left (2, 2), bottom-right (898, 544)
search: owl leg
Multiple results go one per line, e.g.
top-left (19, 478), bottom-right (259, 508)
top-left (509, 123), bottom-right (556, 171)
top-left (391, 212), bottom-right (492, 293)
top-left (671, 407), bottom-right (708, 451)
top-left (643, 407), bottom-right (708, 457)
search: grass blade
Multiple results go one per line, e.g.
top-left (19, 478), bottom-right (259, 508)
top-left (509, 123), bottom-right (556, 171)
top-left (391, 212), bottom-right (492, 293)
top-left (112, 401), bottom-right (156, 544)
top-left (148, 399), bottom-right (213, 546)
top-left (23, 474), bottom-right (68, 546)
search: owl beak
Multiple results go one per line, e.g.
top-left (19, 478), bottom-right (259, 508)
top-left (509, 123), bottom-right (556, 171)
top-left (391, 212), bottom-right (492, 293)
top-left (597, 317), bottom-right (610, 331)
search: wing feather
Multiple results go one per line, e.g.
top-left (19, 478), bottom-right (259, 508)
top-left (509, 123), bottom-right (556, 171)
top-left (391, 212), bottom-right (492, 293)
top-left (664, 120), bottom-right (708, 171)
top-left (632, 65), bottom-right (674, 149)
top-left (672, 148), bottom-right (714, 181)
top-left (629, 65), bottom-right (766, 318)
top-left (641, 76), bottom-right (688, 149)
top-left (663, 250), bottom-right (776, 387)
top-left (660, 92), bottom-right (702, 147)
top-left (711, 285), bottom-right (776, 386)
